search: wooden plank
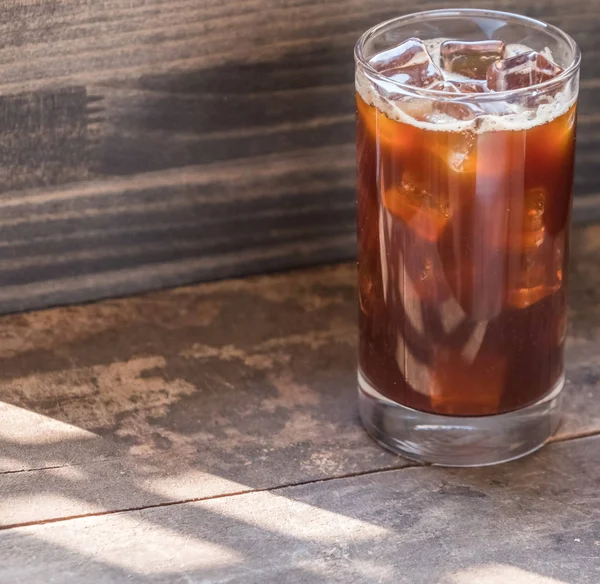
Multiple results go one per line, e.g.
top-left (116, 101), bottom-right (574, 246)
top-left (0, 223), bottom-right (599, 528)
top-left (0, 261), bottom-right (409, 526)
top-left (0, 145), bottom-right (356, 313)
top-left (0, 436), bottom-right (598, 583)
top-left (0, 0), bottom-right (597, 311)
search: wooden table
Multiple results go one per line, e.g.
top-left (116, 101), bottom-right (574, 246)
top-left (0, 224), bottom-right (599, 583)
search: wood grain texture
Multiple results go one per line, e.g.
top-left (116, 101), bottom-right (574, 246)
top-left (0, 437), bottom-right (599, 583)
top-left (0, 0), bottom-right (596, 311)
top-left (0, 261), bottom-right (406, 527)
top-left (0, 223), bottom-right (599, 535)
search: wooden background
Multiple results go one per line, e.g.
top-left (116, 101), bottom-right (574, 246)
top-left (0, 0), bottom-right (598, 313)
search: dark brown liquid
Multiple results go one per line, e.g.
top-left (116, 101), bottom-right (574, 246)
top-left (357, 93), bottom-right (576, 416)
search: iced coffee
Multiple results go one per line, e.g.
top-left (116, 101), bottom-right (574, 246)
top-left (355, 10), bottom-right (580, 465)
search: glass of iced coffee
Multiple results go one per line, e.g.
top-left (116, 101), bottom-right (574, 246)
top-left (355, 9), bottom-right (580, 465)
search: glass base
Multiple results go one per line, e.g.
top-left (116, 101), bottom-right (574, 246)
top-left (358, 370), bottom-right (564, 467)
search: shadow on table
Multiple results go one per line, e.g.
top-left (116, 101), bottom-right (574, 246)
top-left (0, 427), bottom-right (596, 583)
top-left (1, 231), bottom-right (600, 582)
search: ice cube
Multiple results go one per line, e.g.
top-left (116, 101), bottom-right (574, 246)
top-left (370, 37), bottom-right (444, 88)
top-left (505, 44), bottom-right (554, 60)
top-left (507, 187), bottom-right (546, 250)
top-left (429, 80), bottom-right (461, 93)
top-left (398, 98), bottom-right (437, 122)
top-left (504, 43), bottom-right (533, 58)
top-left (451, 79), bottom-right (488, 93)
top-left (523, 188), bottom-right (546, 247)
top-left (447, 131), bottom-right (477, 172)
top-left (428, 82), bottom-right (486, 121)
top-left (438, 99), bottom-right (485, 122)
top-left (478, 100), bottom-right (517, 116)
top-left (431, 79), bottom-right (487, 94)
top-left (431, 348), bottom-right (506, 415)
top-left (393, 227), bottom-right (451, 304)
top-left (383, 171), bottom-right (450, 242)
top-left (487, 51), bottom-right (564, 91)
top-left (439, 192), bottom-right (507, 321)
top-left (357, 93), bottom-right (418, 153)
top-left (506, 231), bottom-right (564, 309)
top-left (440, 40), bottom-right (505, 80)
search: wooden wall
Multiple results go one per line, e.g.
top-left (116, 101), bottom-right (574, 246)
top-left (0, 0), bottom-right (597, 313)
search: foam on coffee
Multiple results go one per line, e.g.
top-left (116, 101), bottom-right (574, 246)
top-left (356, 38), bottom-right (576, 133)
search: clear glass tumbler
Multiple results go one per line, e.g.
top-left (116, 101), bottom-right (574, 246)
top-left (355, 9), bottom-right (581, 466)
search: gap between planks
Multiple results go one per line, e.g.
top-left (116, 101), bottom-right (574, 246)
top-left (1, 430), bottom-right (599, 532)
top-left (0, 462), bottom-right (422, 532)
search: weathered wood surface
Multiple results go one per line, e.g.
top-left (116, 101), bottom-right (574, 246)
top-left (1, 437), bottom-right (599, 584)
top-left (0, 261), bottom-right (408, 527)
top-left (0, 0), bottom-right (596, 312)
top-left (0, 224), bottom-right (599, 581)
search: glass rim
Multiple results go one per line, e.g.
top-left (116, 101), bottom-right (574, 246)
top-left (354, 8), bottom-right (582, 101)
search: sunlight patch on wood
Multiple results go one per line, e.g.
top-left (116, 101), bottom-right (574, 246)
top-left (194, 489), bottom-right (392, 543)
top-left (16, 510), bottom-right (243, 574)
top-left (0, 402), bottom-right (98, 445)
top-left (446, 564), bottom-right (570, 584)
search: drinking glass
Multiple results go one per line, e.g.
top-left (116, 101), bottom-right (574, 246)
top-left (355, 9), bottom-right (581, 466)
